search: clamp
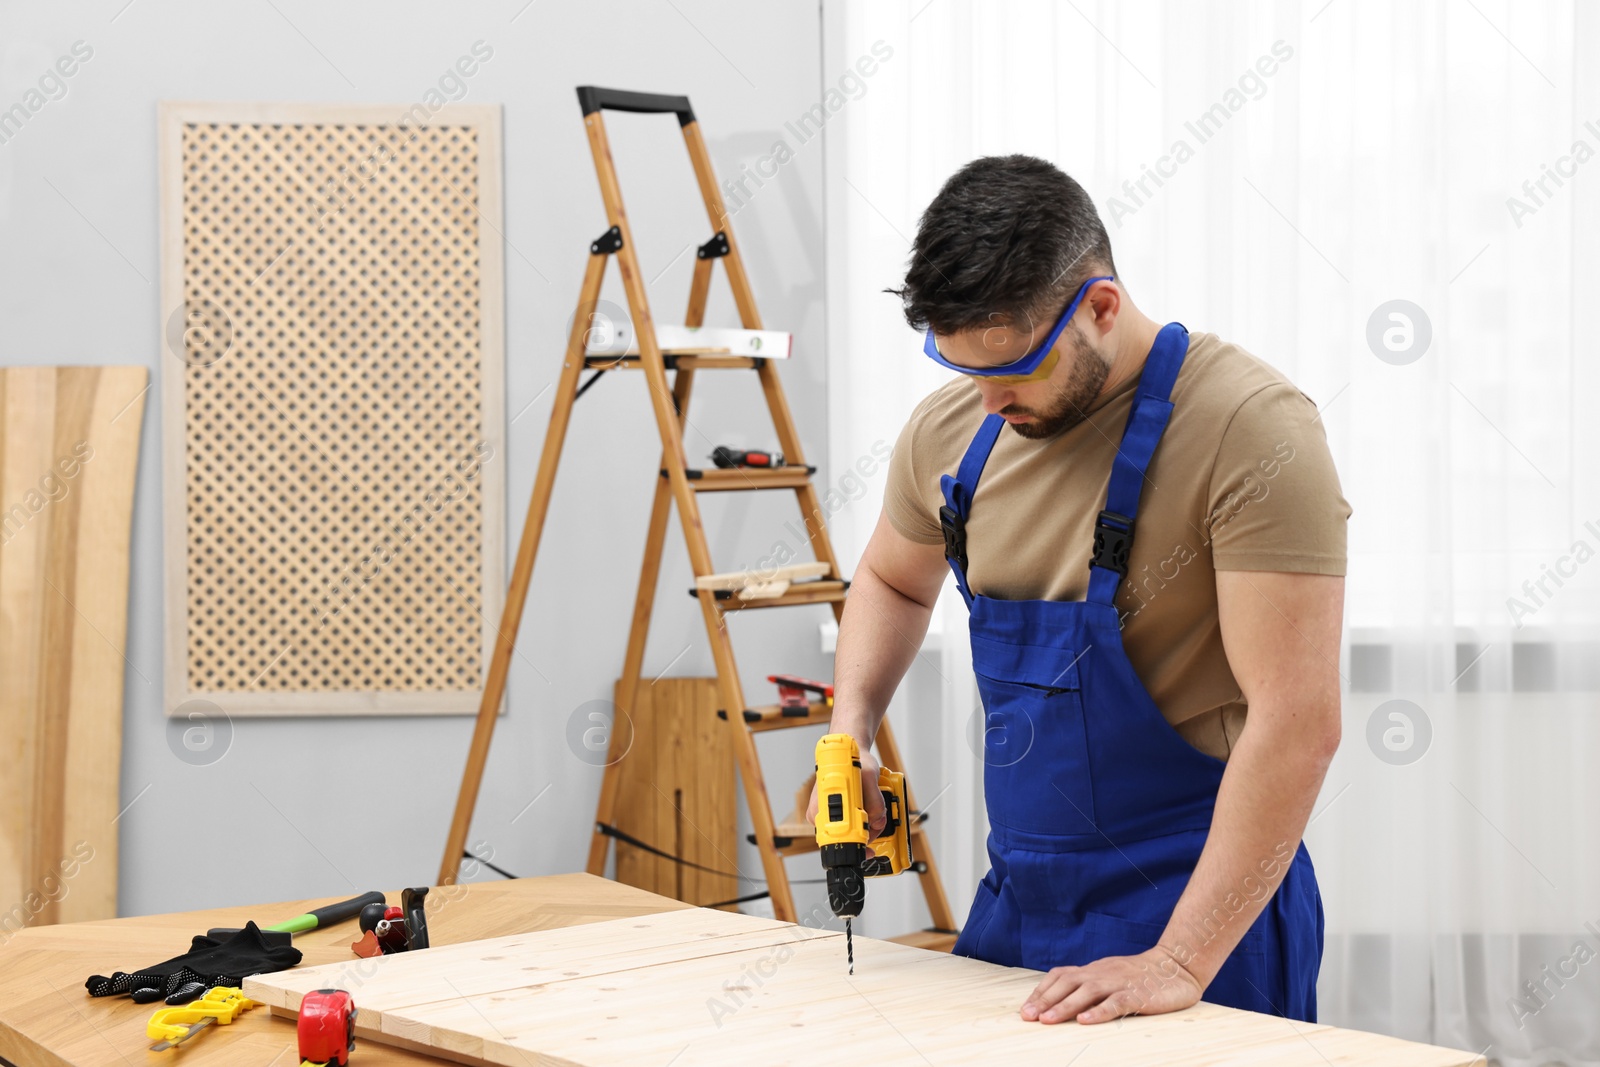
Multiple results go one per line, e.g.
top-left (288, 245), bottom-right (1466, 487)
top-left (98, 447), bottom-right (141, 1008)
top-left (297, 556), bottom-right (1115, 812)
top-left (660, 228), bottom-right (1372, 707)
top-left (146, 986), bottom-right (256, 1050)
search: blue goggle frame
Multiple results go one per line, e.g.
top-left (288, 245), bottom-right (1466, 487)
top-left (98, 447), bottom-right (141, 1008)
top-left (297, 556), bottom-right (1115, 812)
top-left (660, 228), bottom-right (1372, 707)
top-left (922, 275), bottom-right (1114, 378)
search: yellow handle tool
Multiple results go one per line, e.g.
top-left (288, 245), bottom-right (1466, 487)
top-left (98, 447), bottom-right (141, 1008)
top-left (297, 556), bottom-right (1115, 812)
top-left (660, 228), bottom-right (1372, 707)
top-left (147, 986), bottom-right (257, 1050)
top-left (814, 732), bottom-right (913, 972)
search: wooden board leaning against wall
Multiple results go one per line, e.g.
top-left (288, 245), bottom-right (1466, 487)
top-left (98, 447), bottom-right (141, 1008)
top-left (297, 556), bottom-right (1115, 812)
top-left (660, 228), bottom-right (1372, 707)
top-left (0, 365), bottom-right (148, 931)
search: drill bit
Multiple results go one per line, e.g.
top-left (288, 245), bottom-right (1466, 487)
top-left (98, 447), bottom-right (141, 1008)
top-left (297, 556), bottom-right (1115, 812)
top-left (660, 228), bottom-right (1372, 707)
top-left (846, 917), bottom-right (854, 975)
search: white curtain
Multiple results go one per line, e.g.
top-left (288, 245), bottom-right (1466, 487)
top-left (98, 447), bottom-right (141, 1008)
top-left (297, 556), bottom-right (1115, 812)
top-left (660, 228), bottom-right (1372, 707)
top-left (822, 2), bottom-right (1600, 1062)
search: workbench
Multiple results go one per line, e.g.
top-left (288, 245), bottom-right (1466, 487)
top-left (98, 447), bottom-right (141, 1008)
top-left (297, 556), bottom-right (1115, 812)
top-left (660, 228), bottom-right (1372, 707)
top-left (0, 874), bottom-right (1482, 1066)
top-left (0, 874), bottom-right (689, 1066)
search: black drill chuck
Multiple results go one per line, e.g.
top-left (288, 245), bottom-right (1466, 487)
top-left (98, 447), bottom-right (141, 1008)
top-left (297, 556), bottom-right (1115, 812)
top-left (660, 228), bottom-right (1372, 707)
top-left (821, 842), bottom-right (866, 918)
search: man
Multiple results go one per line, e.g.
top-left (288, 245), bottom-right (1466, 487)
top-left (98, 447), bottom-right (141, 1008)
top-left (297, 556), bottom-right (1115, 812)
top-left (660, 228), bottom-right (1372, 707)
top-left (810, 155), bottom-right (1349, 1024)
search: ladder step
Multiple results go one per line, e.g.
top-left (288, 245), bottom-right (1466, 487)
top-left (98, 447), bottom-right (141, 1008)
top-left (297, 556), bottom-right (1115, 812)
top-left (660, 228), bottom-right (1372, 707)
top-left (587, 325), bottom-right (792, 359)
top-left (694, 562), bottom-right (831, 596)
top-left (758, 824), bottom-right (821, 857)
top-left (691, 579), bottom-right (848, 610)
top-left (583, 353), bottom-right (759, 371)
top-left (740, 701), bottom-right (831, 732)
top-left (671, 467), bottom-right (815, 491)
top-left (754, 810), bottom-right (931, 856)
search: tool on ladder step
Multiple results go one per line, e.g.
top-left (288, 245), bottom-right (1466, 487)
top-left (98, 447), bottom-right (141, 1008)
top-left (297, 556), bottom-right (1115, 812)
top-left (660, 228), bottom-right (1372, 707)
top-left (692, 562), bottom-right (832, 601)
top-left (813, 733), bottom-right (914, 975)
top-left (146, 986), bottom-right (256, 1051)
top-left (711, 445), bottom-right (782, 469)
top-left (435, 85), bottom-right (954, 944)
top-left (769, 674), bottom-right (833, 716)
top-left (586, 325), bottom-right (794, 359)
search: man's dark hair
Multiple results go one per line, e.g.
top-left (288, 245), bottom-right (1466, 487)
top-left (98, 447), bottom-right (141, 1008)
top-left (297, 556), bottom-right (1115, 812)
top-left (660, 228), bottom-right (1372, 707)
top-left (891, 154), bottom-right (1117, 335)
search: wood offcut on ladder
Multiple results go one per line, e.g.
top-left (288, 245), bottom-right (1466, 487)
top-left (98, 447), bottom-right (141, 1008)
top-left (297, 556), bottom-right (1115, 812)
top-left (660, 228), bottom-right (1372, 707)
top-left (436, 86), bottom-right (956, 947)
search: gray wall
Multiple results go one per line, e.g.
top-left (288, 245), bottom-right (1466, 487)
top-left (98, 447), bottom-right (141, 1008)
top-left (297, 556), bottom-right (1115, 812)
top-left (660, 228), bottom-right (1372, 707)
top-left (0, 0), bottom-right (850, 922)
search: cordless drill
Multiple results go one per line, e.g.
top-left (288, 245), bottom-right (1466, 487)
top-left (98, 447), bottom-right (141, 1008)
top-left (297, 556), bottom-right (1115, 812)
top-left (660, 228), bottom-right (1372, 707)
top-left (813, 733), bottom-right (913, 973)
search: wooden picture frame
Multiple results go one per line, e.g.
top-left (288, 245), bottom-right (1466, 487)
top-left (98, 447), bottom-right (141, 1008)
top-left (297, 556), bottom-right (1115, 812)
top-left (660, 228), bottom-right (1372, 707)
top-left (157, 101), bottom-right (505, 717)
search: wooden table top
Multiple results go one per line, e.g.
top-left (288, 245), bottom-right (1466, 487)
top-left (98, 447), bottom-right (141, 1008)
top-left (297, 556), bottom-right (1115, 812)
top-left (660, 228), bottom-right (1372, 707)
top-left (245, 906), bottom-right (1487, 1067)
top-left (0, 873), bottom-right (1482, 1067)
top-left (0, 873), bottom-right (692, 1067)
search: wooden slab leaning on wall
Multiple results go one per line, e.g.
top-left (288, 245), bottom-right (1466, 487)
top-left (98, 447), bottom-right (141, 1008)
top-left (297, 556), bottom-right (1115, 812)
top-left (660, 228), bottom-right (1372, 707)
top-left (0, 366), bottom-right (148, 930)
top-left (610, 677), bottom-right (737, 909)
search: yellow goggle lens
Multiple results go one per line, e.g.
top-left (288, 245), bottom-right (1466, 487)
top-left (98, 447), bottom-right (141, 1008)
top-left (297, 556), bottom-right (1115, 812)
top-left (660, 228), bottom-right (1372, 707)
top-left (973, 345), bottom-right (1061, 384)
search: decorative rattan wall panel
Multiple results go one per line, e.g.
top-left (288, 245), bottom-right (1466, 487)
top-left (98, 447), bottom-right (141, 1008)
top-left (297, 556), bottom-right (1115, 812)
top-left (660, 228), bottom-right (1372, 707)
top-left (158, 102), bottom-right (505, 717)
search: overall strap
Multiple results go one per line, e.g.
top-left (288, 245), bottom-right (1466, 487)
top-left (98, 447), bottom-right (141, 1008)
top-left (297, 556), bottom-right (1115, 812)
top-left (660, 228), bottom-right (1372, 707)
top-left (939, 413), bottom-right (1005, 607)
top-left (1087, 322), bottom-right (1190, 605)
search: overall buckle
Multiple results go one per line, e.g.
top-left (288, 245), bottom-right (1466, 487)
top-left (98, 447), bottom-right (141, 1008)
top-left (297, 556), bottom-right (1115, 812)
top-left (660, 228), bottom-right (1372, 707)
top-left (939, 504), bottom-right (968, 572)
top-left (1090, 509), bottom-right (1133, 575)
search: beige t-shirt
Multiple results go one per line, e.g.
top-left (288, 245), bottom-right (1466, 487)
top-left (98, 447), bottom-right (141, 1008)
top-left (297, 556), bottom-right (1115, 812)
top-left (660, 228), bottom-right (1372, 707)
top-left (884, 330), bottom-right (1350, 760)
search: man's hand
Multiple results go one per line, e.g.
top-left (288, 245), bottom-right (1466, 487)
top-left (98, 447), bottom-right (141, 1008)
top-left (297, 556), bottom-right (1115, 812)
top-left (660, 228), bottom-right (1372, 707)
top-left (1021, 946), bottom-right (1203, 1025)
top-left (809, 511), bottom-right (945, 842)
top-left (804, 743), bottom-right (887, 839)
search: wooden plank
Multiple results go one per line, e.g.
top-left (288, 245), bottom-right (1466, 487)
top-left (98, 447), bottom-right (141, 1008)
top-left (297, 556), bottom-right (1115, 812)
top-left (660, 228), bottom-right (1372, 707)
top-left (712, 580), bottom-right (848, 612)
top-left (610, 678), bottom-right (735, 908)
top-left (0, 366), bottom-right (147, 931)
top-left (0, 369), bottom-right (50, 930)
top-left (247, 909), bottom-right (828, 1018)
top-left (0, 874), bottom-right (692, 1067)
top-left (693, 562), bottom-right (830, 591)
top-left (612, 675), bottom-right (663, 894)
top-left (245, 907), bottom-right (1485, 1067)
top-left (680, 678), bottom-right (737, 907)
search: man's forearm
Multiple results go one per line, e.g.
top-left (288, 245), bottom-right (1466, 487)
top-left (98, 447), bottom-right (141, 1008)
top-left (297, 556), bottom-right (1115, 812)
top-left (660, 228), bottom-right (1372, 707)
top-left (1157, 703), bottom-right (1337, 986)
top-left (828, 560), bottom-right (937, 744)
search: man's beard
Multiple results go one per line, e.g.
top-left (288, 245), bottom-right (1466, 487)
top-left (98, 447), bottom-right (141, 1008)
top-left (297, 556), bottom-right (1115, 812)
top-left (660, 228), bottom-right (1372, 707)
top-left (999, 328), bottom-right (1111, 440)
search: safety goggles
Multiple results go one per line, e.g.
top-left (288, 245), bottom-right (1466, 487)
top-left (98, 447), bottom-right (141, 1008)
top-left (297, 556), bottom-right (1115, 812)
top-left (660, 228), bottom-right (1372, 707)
top-left (922, 275), bottom-right (1114, 383)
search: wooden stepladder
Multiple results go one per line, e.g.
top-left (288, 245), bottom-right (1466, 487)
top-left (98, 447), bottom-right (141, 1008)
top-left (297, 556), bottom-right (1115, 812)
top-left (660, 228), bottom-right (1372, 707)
top-left (437, 86), bottom-right (955, 944)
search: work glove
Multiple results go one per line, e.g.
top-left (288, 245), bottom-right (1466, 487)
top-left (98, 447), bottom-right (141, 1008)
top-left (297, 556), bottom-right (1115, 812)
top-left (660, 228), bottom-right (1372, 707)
top-left (84, 921), bottom-right (301, 1002)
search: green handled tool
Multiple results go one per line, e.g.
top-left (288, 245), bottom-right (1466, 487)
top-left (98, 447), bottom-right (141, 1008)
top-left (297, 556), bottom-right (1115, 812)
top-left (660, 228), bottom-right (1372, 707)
top-left (205, 890), bottom-right (386, 945)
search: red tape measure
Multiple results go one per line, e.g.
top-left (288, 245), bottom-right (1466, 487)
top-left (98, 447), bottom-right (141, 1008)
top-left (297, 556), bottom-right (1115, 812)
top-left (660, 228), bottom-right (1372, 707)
top-left (298, 989), bottom-right (356, 1066)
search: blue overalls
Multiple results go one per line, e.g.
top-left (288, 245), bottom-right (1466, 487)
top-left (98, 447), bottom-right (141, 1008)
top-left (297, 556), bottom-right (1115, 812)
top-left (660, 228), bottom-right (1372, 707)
top-left (943, 322), bottom-right (1323, 1021)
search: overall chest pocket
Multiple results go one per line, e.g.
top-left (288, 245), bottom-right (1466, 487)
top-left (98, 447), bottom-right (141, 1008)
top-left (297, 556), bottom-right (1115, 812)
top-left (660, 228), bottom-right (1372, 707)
top-left (971, 635), bottom-right (1097, 837)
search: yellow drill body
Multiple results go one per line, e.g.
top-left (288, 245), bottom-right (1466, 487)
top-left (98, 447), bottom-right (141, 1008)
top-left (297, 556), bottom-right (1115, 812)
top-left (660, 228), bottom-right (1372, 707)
top-left (813, 733), bottom-right (912, 919)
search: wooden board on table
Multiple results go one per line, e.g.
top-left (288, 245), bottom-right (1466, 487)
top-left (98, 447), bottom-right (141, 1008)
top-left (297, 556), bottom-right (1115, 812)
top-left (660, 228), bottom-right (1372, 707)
top-left (0, 366), bottom-right (147, 928)
top-left (610, 677), bottom-right (736, 908)
top-left (245, 907), bottom-right (1485, 1067)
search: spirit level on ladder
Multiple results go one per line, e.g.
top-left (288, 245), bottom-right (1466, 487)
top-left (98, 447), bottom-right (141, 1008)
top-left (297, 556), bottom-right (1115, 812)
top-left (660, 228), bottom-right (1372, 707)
top-left (436, 85), bottom-right (956, 946)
